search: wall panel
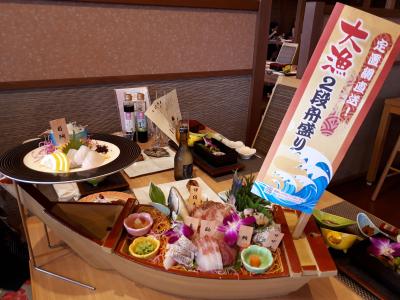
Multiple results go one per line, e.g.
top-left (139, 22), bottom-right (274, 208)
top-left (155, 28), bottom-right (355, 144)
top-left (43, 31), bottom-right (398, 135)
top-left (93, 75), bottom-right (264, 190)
top-left (0, 0), bottom-right (257, 83)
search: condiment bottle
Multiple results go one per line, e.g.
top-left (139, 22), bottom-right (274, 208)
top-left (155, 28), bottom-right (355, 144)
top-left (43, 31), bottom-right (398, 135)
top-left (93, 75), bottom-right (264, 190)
top-left (174, 123), bottom-right (193, 180)
top-left (123, 93), bottom-right (135, 140)
top-left (133, 93), bottom-right (148, 143)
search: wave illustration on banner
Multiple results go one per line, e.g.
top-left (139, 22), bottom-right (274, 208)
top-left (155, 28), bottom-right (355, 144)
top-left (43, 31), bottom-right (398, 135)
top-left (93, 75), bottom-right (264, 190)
top-left (252, 146), bottom-right (332, 213)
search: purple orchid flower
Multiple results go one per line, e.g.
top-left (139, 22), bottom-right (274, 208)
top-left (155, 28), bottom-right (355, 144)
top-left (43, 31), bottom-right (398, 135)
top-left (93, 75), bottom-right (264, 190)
top-left (368, 237), bottom-right (400, 259)
top-left (217, 212), bottom-right (256, 246)
top-left (203, 137), bottom-right (214, 148)
top-left (164, 222), bottom-right (194, 244)
top-left (39, 140), bottom-right (56, 154)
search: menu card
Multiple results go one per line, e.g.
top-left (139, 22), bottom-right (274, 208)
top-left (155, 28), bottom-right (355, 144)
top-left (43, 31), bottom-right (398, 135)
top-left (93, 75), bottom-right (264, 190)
top-left (145, 89), bottom-right (182, 145)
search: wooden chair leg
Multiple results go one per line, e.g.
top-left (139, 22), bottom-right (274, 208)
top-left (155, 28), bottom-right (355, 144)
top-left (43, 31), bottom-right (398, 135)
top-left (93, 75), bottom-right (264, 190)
top-left (371, 135), bottom-right (400, 201)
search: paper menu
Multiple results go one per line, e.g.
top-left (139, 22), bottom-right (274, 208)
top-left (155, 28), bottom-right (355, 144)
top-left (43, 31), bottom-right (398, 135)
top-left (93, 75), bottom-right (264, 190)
top-left (145, 89), bottom-right (182, 145)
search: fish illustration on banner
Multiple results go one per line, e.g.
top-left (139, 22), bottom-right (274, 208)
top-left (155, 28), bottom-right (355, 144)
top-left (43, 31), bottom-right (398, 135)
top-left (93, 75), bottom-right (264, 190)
top-left (252, 3), bottom-right (400, 213)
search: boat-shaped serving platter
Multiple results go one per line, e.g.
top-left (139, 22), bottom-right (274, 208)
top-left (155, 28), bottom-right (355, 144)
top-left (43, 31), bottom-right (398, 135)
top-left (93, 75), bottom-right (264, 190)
top-left (0, 174), bottom-right (337, 299)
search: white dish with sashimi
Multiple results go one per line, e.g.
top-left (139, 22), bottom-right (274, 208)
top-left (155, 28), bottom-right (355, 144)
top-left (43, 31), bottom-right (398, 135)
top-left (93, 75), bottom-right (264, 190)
top-left (23, 139), bottom-right (120, 173)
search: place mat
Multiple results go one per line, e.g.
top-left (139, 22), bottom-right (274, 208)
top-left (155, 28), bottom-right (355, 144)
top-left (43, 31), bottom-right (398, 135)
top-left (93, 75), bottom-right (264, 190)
top-left (124, 147), bottom-right (175, 178)
top-left (322, 201), bottom-right (398, 299)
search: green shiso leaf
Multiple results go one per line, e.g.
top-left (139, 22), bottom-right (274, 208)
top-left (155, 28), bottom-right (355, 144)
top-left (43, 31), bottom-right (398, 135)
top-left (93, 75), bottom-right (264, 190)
top-left (61, 132), bottom-right (83, 154)
top-left (149, 182), bottom-right (166, 205)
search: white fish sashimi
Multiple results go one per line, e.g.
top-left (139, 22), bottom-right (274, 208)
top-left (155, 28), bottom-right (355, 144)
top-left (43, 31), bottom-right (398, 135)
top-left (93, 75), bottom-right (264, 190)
top-left (81, 150), bottom-right (105, 169)
top-left (66, 149), bottom-right (79, 169)
top-left (74, 145), bottom-right (90, 166)
top-left (195, 236), bottom-right (223, 272)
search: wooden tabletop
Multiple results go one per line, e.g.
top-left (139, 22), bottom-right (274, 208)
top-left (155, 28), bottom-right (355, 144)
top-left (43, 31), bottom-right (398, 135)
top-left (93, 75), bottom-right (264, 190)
top-left (27, 166), bottom-right (361, 300)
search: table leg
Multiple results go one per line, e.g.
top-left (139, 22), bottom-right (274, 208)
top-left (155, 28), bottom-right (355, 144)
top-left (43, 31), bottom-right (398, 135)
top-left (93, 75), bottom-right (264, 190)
top-left (14, 181), bottom-right (95, 290)
top-left (366, 105), bottom-right (392, 184)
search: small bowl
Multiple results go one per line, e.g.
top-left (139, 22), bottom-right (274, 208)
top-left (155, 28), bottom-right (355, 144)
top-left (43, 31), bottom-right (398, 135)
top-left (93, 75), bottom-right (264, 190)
top-left (86, 175), bottom-right (107, 187)
top-left (128, 236), bottom-right (160, 259)
top-left (124, 213), bottom-right (153, 236)
top-left (241, 245), bottom-right (274, 274)
top-left (321, 228), bottom-right (360, 253)
top-left (236, 146), bottom-right (257, 160)
top-left (356, 212), bottom-right (381, 238)
top-left (313, 209), bottom-right (356, 230)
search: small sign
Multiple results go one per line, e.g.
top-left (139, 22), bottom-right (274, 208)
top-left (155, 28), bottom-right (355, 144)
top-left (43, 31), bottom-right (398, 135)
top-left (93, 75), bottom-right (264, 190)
top-left (261, 229), bottom-right (284, 251)
top-left (187, 185), bottom-right (202, 212)
top-left (236, 225), bottom-right (254, 248)
top-left (184, 216), bottom-right (200, 232)
top-left (199, 220), bottom-right (217, 238)
top-left (49, 118), bottom-right (69, 145)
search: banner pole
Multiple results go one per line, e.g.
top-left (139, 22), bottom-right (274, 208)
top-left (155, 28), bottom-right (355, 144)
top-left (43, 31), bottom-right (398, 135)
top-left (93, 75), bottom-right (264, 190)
top-left (292, 212), bottom-right (311, 239)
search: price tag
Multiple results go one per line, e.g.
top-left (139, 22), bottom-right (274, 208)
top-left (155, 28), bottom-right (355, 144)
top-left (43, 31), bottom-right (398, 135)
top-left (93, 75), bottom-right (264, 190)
top-left (49, 118), bottom-right (69, 145)
top-left (199, 220), bottom-right (217, 238)
top-left (261, 229), bottom-right (284, 251)
top-left (236, 225), bottom-right (254, 248)
top-left (183, 216), bottom-right (200, 232)
top-left (187, 185), bottom-right (202, 212)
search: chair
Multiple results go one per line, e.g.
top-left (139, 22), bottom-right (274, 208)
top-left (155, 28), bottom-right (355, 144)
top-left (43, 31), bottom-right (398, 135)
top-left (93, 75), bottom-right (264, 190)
top-left (371, 134), bottom-right (400, 201)
top-left (252, 76), bottom-right (299, 156)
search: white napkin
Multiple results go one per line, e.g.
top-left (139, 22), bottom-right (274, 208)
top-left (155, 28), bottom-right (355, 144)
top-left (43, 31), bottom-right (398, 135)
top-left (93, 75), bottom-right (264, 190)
top-left (53, 183), bottom-right (80, 201)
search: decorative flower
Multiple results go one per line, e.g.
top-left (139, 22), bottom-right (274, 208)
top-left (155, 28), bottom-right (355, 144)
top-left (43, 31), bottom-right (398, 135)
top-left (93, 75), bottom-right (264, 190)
top-left (368, 237), bottom-right (400, 259)
top-left (217, 212), bottom-right (256, 246)
top-left (39, 140), bottom-right (56, 154)
top-left (164, 222), bottom-right (193, 244)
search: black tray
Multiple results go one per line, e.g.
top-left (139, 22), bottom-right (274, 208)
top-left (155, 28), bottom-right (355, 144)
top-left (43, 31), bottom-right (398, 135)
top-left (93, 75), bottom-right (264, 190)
top-left (347, 235), bottom-right (400, 295)
top-left (193, 138), bottom-right (238, 167)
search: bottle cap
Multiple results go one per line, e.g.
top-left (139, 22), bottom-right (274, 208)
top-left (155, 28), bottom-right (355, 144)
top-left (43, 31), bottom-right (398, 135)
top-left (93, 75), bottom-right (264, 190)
top-left (132, 93), bottom-right (145, 101)
top-left (124, 93), bottom-right (132, 101)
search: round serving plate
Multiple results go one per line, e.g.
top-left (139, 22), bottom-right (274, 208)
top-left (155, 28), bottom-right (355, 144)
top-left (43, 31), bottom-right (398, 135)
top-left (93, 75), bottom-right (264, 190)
top-left (0, 133), bottom-right (141, 184)
top-left (79, 191), bottom-right (133, 202)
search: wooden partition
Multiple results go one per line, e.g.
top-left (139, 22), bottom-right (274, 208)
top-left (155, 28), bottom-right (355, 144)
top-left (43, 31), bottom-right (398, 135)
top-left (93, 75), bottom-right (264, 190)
top-left (0, 0), bottom-right (272, 152)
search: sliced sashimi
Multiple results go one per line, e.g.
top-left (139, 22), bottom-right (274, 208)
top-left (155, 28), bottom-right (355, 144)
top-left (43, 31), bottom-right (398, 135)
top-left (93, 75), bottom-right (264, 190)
top-left (81, 150), bottom-right (105, 169)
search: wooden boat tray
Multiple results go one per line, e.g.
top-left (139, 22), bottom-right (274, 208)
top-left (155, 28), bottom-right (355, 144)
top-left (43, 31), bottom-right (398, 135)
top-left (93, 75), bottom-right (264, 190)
top-left (114, 205), bottom-right (292, 280)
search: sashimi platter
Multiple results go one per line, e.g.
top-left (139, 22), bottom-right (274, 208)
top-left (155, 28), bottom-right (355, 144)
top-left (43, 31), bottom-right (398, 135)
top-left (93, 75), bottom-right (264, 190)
top-left (23, 138), bottom-right (120, 173)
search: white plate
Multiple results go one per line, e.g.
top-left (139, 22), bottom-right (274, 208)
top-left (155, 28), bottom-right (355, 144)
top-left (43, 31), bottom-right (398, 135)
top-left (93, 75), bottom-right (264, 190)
top-left (132, 177), bottom-right (222, 205)
top-left (124, 147), bottom-right (175, 178)
top-left (23, 140), bottom-right (120, 173)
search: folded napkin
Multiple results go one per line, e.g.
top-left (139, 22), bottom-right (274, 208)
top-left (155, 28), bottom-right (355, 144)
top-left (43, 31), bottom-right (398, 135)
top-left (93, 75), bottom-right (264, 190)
top-left (53, 183), bottom-right (80, 201)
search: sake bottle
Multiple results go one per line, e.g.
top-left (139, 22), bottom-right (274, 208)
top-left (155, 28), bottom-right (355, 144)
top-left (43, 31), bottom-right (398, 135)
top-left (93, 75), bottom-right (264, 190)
top-left (174, 125), bottom-right (193, 180)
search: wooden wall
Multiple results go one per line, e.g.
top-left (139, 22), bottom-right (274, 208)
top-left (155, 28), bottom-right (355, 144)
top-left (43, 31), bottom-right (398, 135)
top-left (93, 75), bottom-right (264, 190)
top-left (0, 1), bottom-right (257, 84)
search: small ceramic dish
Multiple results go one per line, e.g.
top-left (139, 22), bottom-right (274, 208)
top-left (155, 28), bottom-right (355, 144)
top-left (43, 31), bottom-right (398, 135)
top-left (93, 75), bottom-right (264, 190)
top-left (236, 146), bottom-right (257, 159)
top-left (241, 245), bottom-right (274, 274)
top-left (320, 228), bottom-right (360, 253)
top-left (124, 213), bottom-right (153, 236)
top-left (128, 236), bottom-right (160, 259)
top-left (221, 139), bottom-right (244, 149)
top-left (356, 212), bottom-right (388, 238)
top-left (312, 209), bottom-right (356, 229)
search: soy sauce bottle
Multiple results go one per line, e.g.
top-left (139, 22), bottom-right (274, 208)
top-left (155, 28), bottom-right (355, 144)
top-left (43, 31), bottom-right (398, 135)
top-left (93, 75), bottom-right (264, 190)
top-left (123, 93), bottom-right (135, 140)
top-left (133, 93), bottom-right (148, 143)
top-left (174, 125), bottom-right (193, 180)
